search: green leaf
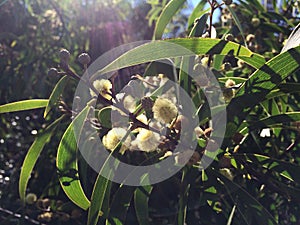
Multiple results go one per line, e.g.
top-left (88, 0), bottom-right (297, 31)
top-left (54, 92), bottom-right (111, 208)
top-left (87, 130), bottom-right (129, 225)
top-left (238, 49), bottom-right (299, 94)
top-left (134, 185), bottom-right (153, 225)
top-left (57, 106), bottom-right (91, 210)
top-left (237, 53), bottom-right (266, 69)
top-left (189, 13), bottom-right (209, 37)
top-left (0, 99), bottom-right (48, 113)
top-left (178, 168), bottom-right (190, 225)
top-left (209, 168), bottom-right (278, 225)
top-left (247, 0), bottom-right (265, 12)
top-left (178, 13), bottom-right (209, 95)
top-left (213, 55), bottom-right (225, 70)
top-left (19, 116), bottom-right (64, 202)
top-left (98, 106), bottom-right (112, 128)
top-left (153, 0), bottom-right (186, 40)
top-left (218, 77), bottom-right (247, 84)
top-left (92, 38), bottom-right (256, 80)
top-left (106, 185), bottom-right (136, 225)
top-left (187, 0), bottom-right (208, 31)
top-left (226, 46), bottom-right (300, 137)
top-left (227, 5), bottom-right (247, 47)
top-left (87, 174), bottom-right (111, 225)
top-left (179, 56), bottom-right (192, 96)
top-left (238, 153), bottom-right (300, 184)
top-left (265, 83), bottom-right (300, 99)
top-left (44, 75), bottom-right (68, 118)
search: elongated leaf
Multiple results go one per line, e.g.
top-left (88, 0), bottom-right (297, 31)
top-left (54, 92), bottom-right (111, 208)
top-left (178, 168), bottom-right (189, 225)
top-left (187, 0), bottom-right (207, 30)
top-left (92, 38), bottom-right (256, 80)
top-left (209, 168), bottom-right (278, 225)
top-left (237, 153), bottom-right (300, 184)
top-left (189, 13), bottom-right (209, 37)
top-left (281, 22), bottom-right (300, 53)
top-left (87, 132), bottom-right (128, 225)
top-left (106, 185), bottom-right (136, 225)
top-left (248, 0), bottom-right (265, 12)
top-left (44, 75), bottom-right (68, 118)
top-left (265, 83), bottom-right (300, 99)
top-left (57, 106), bottom-right (91, 210)
top-left (237, 53), bottom-right (266, 69)
top-left (153, 0), bottom-right (186, 40)
top-left (19, 116), bottom-right (64, 202)
top-left (88, 174), bottom-right (111, 225)
top-left (134, 185), bottom-right (153, 225)
top-left (226, 46), bottom-right (300, 137)
top-left (179, 56), bottom-right (193, 96)
top-left (249, 112), bottom-right (300, 130)
top-left (0, 99), bottom-right (48, 113)
top-left (237, 47), bottom-right (300, 97)
top-left (178, 13), bottom-right (209, 95)
top-left (227, 5), bottom-right (247, 47)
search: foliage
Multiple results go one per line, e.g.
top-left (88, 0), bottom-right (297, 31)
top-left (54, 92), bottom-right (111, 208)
top-left (1, 0), bottom-right (300, 225)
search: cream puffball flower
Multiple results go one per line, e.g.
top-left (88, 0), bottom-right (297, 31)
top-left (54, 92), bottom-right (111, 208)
top-left (102, 127), bottom-right (131, 153)
top-left (90, 79), bottom-right (112, 100)
top-left (152, 97), bottom-right (178, 124)
top-left (134, 128), bottom-right (160, 152)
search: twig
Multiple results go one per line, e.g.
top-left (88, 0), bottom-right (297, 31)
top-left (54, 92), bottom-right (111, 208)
top-left (0, 206), bottom-right (46, 225)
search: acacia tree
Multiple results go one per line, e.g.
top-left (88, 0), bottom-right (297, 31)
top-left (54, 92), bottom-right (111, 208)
top-left (1, 0), bottom-right (300, 225)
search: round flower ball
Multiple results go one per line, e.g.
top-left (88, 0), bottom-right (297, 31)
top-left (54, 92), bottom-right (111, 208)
top-left (102, 127), bottom-right (131, 153)
top-left (152, 97), bottom-right (178, 124)
top-left (90, 79), bottom-right (112, 100)
top-left (134, 128), bottom-right (160, 152)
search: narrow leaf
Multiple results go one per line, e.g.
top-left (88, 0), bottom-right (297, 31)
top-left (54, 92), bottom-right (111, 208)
top-left (237, 153), bottom-right (300, 184)
top-left (187, 0), bottom-right (207, 30)
top-left (57, 106), bottom-right (91, 210)
top-left (134, 185), bottom-right (153, 225)
top-left (210, 168), bottom-right (278, 225)
top-left (227, 5), bottom-right (247, 47)
top-left (87, 174), bottom-right (111, 225)
top-left (178, 168), bottom-right (189, 225)
top-left (92, 38), bottom-right (255, 80)
top-left (237, 53), bottom-right (266, 69)
top-left (227, 46), bottom-right (300, 137)
top-left (44, 75), bottom-right (68, 118)
top-left (189, 13), bottom-right (209, 37)
top-left (19, 116), bottom-right (64, 202)
top-left (0, 99), bottom-right (48, 113)
top-left (153, 0), bottom-right (186, 40)
top-left (249, 112), bottom-right (300, 130)
top-left (106, 185), bottom-right (136, 225)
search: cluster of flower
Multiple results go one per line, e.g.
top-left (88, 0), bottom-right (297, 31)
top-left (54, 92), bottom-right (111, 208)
top-left (90, 77), bottom-right (180, 154)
